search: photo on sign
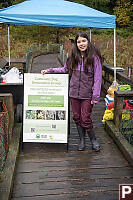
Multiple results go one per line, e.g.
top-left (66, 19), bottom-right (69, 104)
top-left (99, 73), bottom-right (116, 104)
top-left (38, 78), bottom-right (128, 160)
top-left (36, 110), bottom-right (46, 120)
top-left (25, 109), bottom-right (66, 121)
top-left (25, 110), bottom-right (36, 119)
top-left (45, 110), bottom-right (56, 120)
top-left (56, 110), bottom-right (66, 120)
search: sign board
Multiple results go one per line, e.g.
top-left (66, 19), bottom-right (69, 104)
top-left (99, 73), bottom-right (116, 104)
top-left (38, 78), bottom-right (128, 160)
top-left (23, 73), bottom-right (69, 143)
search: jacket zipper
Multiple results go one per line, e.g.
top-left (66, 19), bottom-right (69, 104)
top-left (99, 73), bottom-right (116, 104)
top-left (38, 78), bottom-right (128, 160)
top-left (78, 59), bottom-right (82, 97)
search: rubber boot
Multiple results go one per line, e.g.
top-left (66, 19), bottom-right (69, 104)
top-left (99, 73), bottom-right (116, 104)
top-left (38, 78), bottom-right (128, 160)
top-left (76, 125), bottom-right (85, 151)
top-left (88, 129), bottom-right (100, 151)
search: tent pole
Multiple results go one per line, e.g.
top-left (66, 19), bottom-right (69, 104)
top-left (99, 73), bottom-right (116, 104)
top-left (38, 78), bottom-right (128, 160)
top-left (114, 28), bottom-right (116, 85)
top-left (90, 28), bottom-right (91, 42)
top-left (8, 25), bottom-right (11, 67)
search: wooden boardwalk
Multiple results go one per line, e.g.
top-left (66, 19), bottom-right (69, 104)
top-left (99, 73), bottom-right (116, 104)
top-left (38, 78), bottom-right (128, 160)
top-left (11, 54), bottom-right (133, 200)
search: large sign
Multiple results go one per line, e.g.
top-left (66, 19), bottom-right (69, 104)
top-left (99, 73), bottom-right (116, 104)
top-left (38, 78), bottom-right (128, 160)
top-left (23, 73), bottom-right (69, 143)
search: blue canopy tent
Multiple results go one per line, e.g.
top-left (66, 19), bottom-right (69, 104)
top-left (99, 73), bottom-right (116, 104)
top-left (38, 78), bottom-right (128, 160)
top-left (0, 0), bottom-right (117, 82)
top-left (0, 0), bottom-right (116, 28)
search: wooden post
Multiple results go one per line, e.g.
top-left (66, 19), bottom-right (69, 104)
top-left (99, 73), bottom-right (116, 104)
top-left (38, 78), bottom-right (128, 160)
top-left (113, 91), bottom-right (133, 129)
top-left (113, 92), bottom-right (123, 129)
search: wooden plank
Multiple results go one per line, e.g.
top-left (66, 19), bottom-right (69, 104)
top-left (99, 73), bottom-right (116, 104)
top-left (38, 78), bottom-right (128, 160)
top-left (114, 90), bottom-right (133, 97)
top-left (30, 54), bottom-right (62, 73)
top-left (14, 167), bottom-right (133, 184)
top-left (15, 147), bottom-right (130, 171)
top-left (11, 178), bottom-right (132, 198)
top-left (11, 191), bottom-right (119, 200)
top-left (17, 150), bottom-right (128, 163)
top-left (5, 57), bottom-right (26, 64)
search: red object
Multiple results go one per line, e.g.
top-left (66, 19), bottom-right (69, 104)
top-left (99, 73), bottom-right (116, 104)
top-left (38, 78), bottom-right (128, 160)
top-left (124, 100), bottom-right (133, 119)
top-left (107, 101), bottom-right (114, 110)
top-left (124, 100), bottom-right (133, 109)
top-left (106, 100), bottom-right (133, 119)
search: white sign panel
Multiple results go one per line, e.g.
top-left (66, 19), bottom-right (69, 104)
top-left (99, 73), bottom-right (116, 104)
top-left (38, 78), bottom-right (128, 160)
top-left (23, 73), bottom-right (69, 143)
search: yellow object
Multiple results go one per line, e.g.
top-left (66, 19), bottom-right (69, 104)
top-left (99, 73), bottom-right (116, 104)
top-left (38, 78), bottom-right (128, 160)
top-left (107, 87), bottom-right (118, 97)
top-left (122, 110), bottom-right (130, 120)
top-left (102, 109), bottom-right (114, 124)
top-left (107, 81), bottom-right (119, 97)
top-left (102, 108), bottom-right (130, 124)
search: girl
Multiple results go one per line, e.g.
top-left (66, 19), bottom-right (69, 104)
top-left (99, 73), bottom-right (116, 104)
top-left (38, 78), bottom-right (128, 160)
top-left (41, 31), bottom-right (102, 152)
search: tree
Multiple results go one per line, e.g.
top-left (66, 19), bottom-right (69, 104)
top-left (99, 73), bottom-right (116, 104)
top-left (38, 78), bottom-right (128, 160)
top-left (0, 0), bottom-right (24, 8)
top-left (69, 0), bottom-right (117, 14)
top-left (0, 0), bottom-right (12, 8)
top-left (114, 0), bottom-right (133, 27)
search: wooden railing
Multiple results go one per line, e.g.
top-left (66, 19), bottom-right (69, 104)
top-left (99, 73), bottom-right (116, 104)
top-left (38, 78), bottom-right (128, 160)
top-left (102, 63), bottom-right (133, 130)
top-left (102, 63), bottom-right (133, 93)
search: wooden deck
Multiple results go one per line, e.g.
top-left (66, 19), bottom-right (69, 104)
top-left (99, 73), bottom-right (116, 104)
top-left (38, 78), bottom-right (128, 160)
top-left (11, 54), bottom-right (133, 200)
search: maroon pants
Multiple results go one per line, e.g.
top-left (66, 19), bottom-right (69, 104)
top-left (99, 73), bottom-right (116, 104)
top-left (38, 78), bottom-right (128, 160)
top-left (70, 97), bottom-right (93, 132)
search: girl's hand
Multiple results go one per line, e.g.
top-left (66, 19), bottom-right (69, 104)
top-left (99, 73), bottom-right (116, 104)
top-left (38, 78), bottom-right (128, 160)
top-left (91, 101), bottom-right (95, 105)
top-left (41, 69), bottom-right (48, 75)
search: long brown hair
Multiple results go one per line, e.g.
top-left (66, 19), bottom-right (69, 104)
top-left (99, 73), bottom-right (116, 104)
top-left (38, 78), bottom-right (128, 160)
top-left (67, 31), bottom-right (102, 75)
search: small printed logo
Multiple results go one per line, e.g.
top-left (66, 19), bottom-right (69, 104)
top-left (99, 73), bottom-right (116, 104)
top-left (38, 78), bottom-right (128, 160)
top-left (119, 184), bottom-right (133, 200)
top-left (36, 134), bottom-right (40, 139)
top-left (49, 135), bottom-right (53, 139)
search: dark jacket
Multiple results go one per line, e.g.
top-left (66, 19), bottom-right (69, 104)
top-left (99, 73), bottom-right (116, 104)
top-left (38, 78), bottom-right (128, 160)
top-left (47, 55), bottom-right (102, 104)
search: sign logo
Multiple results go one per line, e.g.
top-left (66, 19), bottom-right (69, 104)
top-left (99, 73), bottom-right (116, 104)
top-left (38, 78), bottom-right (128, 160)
top-left (119, 184), bottom-right (133, 200)
top-left (36, 134), bottom-right (40, 139)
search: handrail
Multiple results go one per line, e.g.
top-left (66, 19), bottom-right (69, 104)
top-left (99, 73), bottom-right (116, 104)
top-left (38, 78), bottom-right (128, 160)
top-left (103, 63), bottom-right (133, 130)
top-left (102, 63), bottom-right (133, 93)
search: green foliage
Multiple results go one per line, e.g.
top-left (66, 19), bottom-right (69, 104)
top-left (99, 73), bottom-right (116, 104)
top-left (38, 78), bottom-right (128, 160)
top-left (69, 0), bottom-right (117, 14)
top-left (0, 0), bottom-right (24, 8)
top-left (0, 24), bottom-right (133, 71)
top-left (12, 0), bottom-right (24, 4)
top-left (114, 0), bottom-right (133, 27)
top-left (9, 25), bottom-right (78, 44)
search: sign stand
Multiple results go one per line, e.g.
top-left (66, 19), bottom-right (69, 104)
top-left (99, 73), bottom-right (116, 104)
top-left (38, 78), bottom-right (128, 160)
top-left (22, 73), bottom-right (69, 151)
